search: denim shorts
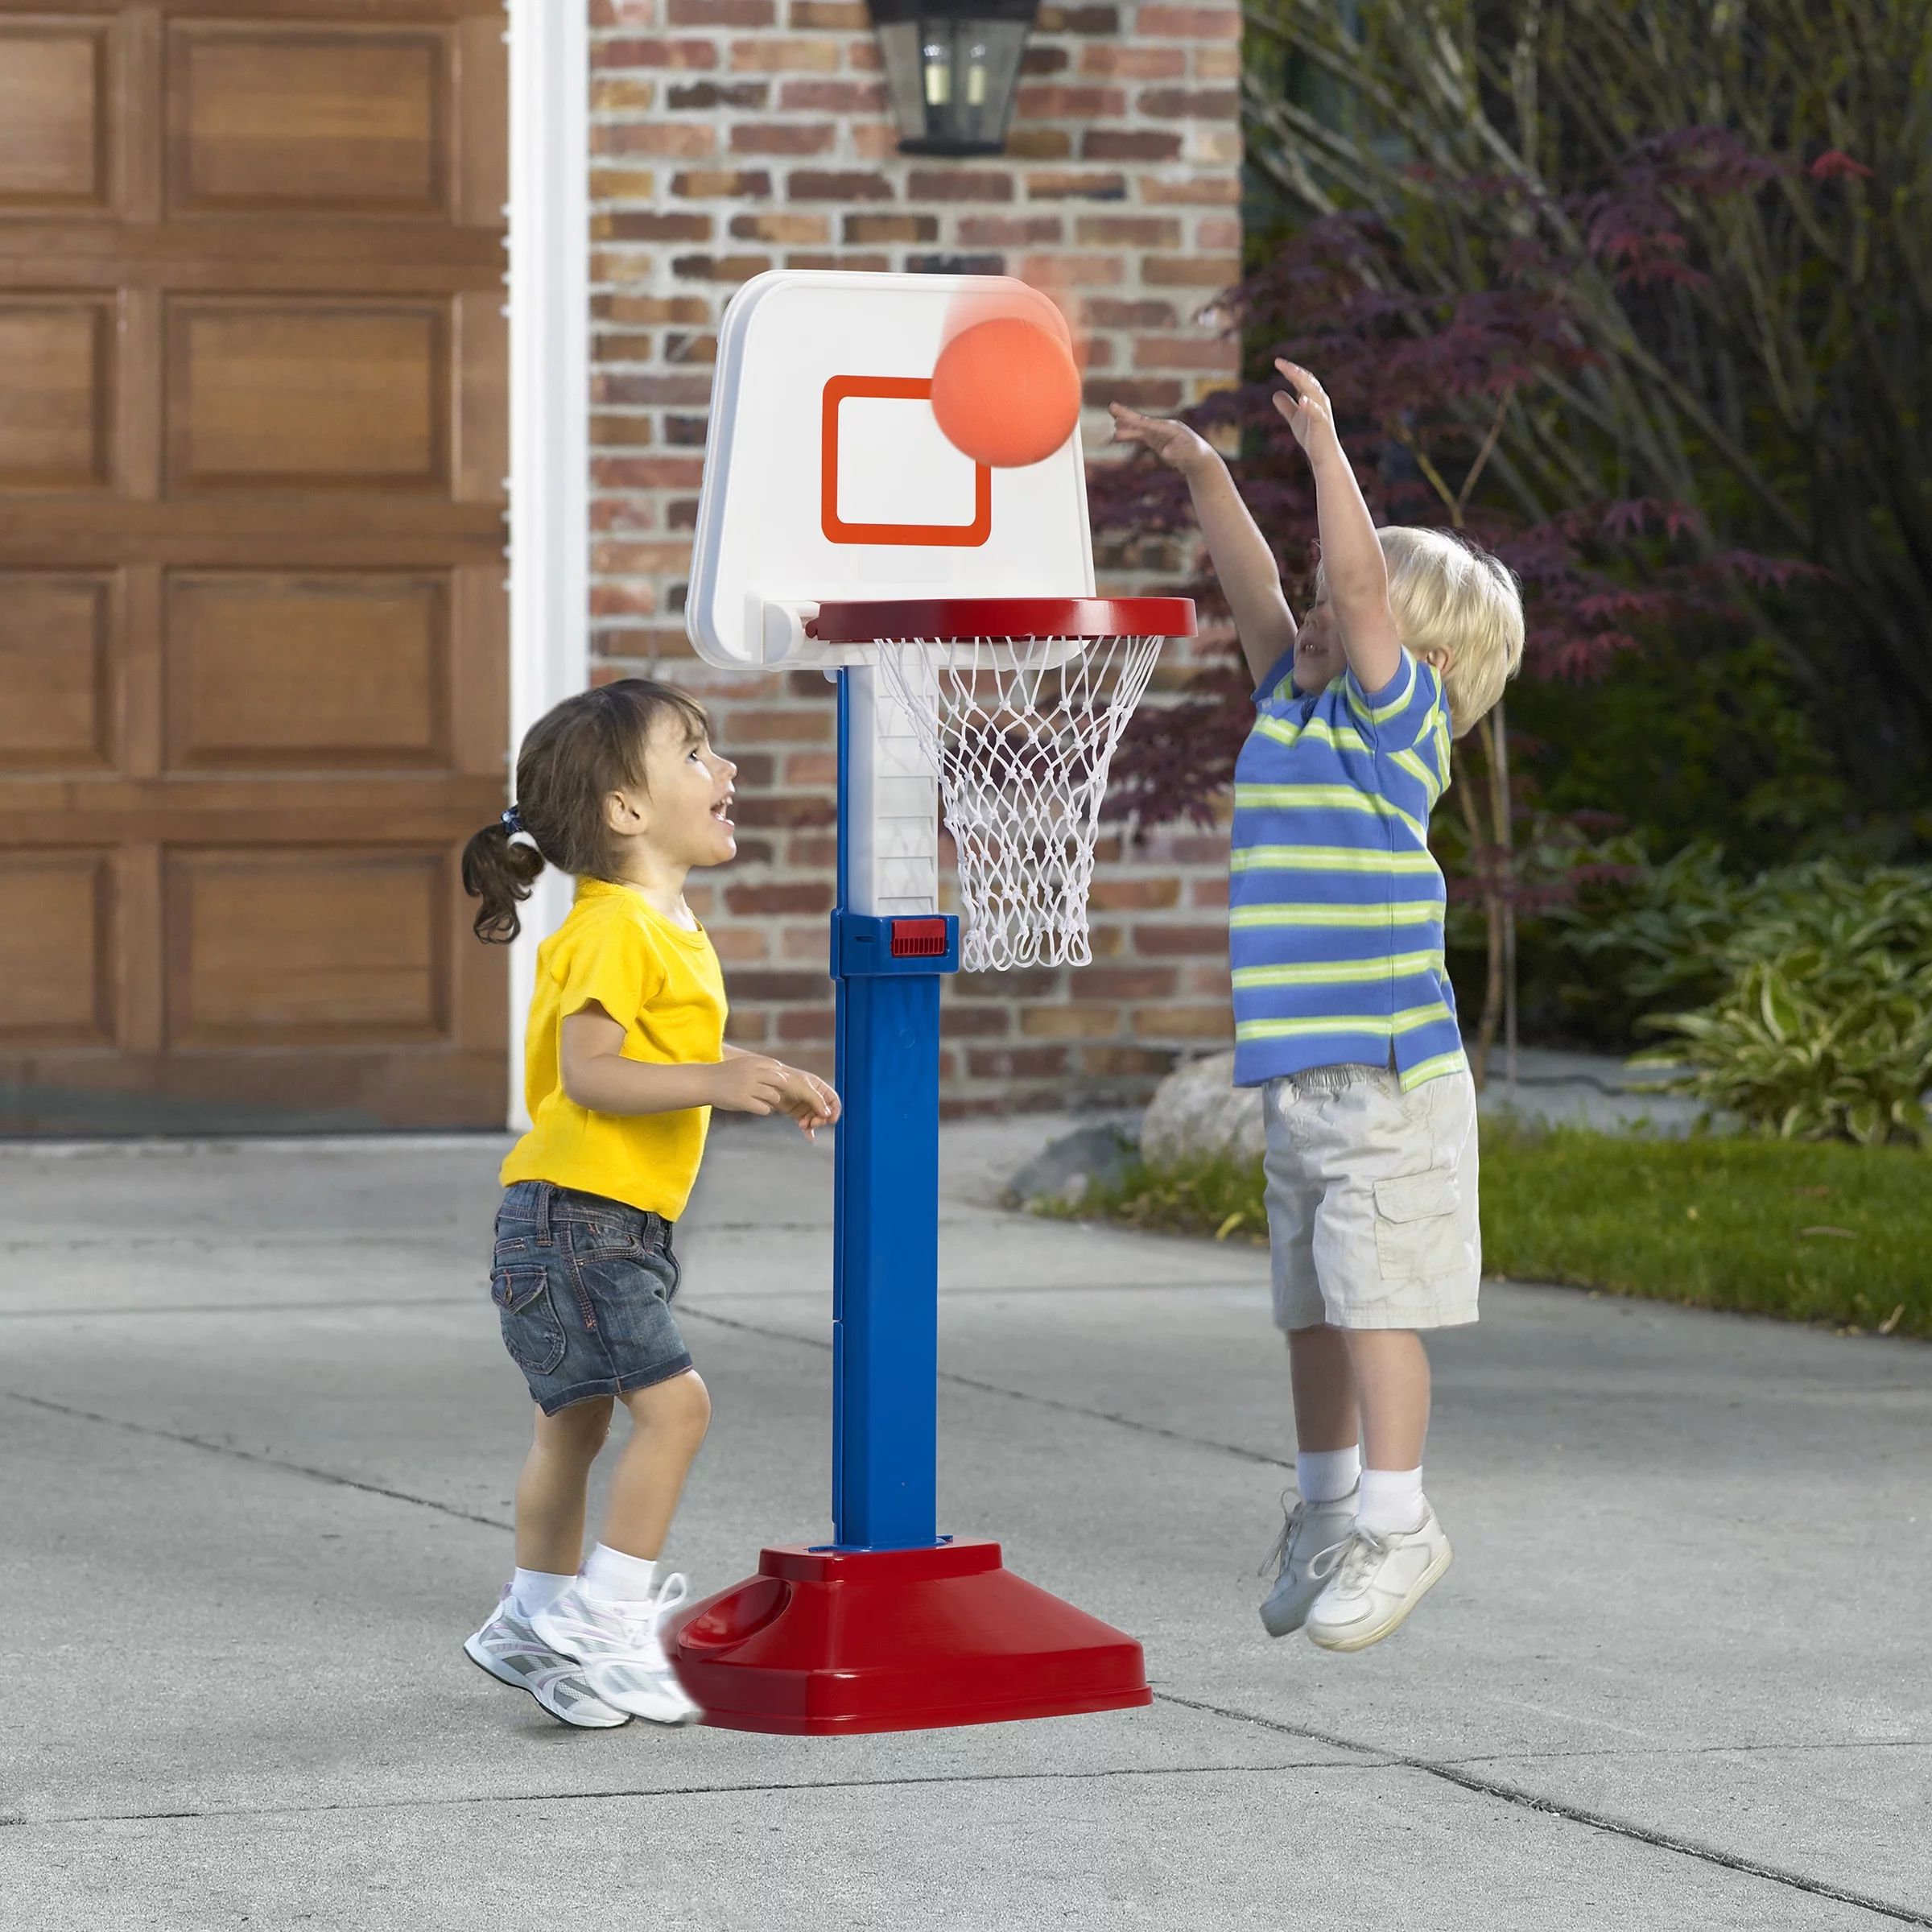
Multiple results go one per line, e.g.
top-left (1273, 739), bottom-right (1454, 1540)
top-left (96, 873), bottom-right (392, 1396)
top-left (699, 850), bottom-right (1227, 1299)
top-left (1262, 1063), bottom-right (1481, 1333)
top-left (489, 1179), bottom-right (692, 1414)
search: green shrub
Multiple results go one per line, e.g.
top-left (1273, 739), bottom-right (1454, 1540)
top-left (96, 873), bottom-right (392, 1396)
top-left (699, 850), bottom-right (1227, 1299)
top-left (1573, 857), bottom-right (1932, 1145)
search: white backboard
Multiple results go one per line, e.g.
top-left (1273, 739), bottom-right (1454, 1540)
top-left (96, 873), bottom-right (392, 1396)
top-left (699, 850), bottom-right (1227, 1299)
top-left (684, 270), bottom-right (1096, 669)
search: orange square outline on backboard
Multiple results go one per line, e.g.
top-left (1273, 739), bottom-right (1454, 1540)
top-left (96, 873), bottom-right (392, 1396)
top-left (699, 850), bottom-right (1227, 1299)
top-left (821, 375), bottom-right (993, 547)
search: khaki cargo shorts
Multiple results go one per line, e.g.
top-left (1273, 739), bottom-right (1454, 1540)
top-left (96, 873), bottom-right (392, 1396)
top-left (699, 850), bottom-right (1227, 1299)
top-left (1261, 1062), bottom-right (1481, 1332)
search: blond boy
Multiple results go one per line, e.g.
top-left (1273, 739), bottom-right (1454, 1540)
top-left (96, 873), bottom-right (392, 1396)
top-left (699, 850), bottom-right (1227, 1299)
top-left (1114, 365), bottom-right (1523, 1650)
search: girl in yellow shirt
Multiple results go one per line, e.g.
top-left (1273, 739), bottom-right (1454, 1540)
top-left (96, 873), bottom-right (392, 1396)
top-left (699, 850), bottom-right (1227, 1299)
top-left (457, 679), bottom-right (839, 1729)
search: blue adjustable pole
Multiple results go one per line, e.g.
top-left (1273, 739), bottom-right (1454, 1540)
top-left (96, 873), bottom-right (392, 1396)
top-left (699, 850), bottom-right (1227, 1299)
top-left (830, 669), bottom-right (956, 1550)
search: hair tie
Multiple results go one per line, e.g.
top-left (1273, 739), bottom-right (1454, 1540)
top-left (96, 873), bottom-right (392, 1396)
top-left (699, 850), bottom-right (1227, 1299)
top-left (501, 805), bottom-right (523, 835)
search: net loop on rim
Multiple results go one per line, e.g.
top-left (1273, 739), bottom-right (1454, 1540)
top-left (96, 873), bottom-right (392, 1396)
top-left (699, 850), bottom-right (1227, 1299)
top-left (873, 630), bottom-right (1164, 973)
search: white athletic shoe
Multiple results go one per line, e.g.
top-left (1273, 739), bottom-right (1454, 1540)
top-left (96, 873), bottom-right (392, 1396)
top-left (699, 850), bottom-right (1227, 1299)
top-left (530, 1575), bottom-right (703, 1726)
top-left (1258, 1491), bottom-right (1359, 1637)
top-left (1304, 1505), bottom-right (1453, 1653)
top-left (464, 1591), bottom-right (631, 1729)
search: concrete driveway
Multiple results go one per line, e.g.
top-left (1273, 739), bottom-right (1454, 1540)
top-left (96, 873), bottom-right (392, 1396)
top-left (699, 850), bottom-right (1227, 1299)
top-left (2, 1121), bottom-right (1927, 1930)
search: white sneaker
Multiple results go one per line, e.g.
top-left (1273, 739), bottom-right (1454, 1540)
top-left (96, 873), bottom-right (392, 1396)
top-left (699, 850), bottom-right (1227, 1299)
top-left (1258, 1491), bottom-right (1359, 1637)
top-left (464, 1591), bottom-right (631, 1729)
top-left (530, 1575), bottom-right (702, 1726)
top-left (1304, 1505), bottom-right (1453, 1653)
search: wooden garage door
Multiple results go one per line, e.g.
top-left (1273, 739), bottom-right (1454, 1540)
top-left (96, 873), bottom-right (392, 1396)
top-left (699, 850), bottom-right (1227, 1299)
top-left (0, 0), bottom-right (509, 1133)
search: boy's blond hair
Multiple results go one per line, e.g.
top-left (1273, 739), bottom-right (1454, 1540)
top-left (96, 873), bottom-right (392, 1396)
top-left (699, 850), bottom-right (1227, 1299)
top-left (1317, 526), bottom-right (1525, 737)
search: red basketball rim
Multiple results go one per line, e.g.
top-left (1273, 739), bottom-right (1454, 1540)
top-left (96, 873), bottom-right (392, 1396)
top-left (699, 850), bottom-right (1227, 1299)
top-left (807, 597), bottom-right (1196, 642)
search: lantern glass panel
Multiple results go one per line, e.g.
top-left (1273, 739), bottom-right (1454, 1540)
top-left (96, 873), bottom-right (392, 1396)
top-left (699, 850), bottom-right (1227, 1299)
top-left (870, 6), bottom-right (1034, 155)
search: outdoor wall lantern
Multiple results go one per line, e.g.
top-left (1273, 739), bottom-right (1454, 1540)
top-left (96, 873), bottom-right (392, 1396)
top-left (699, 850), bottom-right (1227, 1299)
top-left (866, 0), bottom-right (1040, 155)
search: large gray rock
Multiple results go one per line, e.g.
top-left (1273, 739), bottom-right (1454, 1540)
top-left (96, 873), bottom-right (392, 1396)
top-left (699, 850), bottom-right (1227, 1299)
top-left (1140, 1048), bottom-right (1265, 1166)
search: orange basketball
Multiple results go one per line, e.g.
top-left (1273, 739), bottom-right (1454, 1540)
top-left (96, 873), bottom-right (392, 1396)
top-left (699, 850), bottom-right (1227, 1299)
top-left (930, 316), bottom-right (1082, 469)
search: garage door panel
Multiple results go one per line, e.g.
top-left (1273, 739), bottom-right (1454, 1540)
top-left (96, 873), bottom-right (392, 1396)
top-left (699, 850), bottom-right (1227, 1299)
top-left (0, 572), bottom-right (118, 772)
top-left (167, 22), bottom-right (450, 217)
top-left (0, 19), bottom-right (113, 211)
top-left (166, 846), bottom-right (450, 1046)
top-left (164, 571), bottom-right (450, 770)
top-left (0, 848), bottom-right (117, 1046)
top-left (167, 299), bottom-right (449, 490)
top-left (0, 299), bottom-right (113, 489)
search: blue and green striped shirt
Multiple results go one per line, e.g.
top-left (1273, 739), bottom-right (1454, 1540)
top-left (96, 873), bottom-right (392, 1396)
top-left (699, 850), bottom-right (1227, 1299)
top-left (1229, 647), bottom-right (1464, 1092)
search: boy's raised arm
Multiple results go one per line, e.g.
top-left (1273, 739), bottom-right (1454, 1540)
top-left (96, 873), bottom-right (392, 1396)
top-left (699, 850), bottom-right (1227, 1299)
top-left (1270, 361), bottom-right (1402, 696)
top-left (1108, 404), bottom-right (1297, 692)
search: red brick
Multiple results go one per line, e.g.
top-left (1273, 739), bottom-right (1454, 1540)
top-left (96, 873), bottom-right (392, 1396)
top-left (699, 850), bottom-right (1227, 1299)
top-left (596, 122), bottom-right (716, 158)
top-left (595, 372), bottom-right (715, 405)
top-left (958, 216), bottom-right (1063, 246)
top-left (1081, 128), bottom-right (1182, 162)
top-left (1003, 129), bottom-right (1074, 160)
top-left (968, 1046), bottom-right (1071, 1080)
top-left (591, 540), bottom-right (701, 573)
top-left (666, 80), bottom-right (769, 109)
top-left (589, 581), bottom-right (657, 617)
top-left (1021, 46), bottom-right (1070, 75)
top-left (844, 213), bottom-right (939, 243)
top-left (597, 210), bottom-right (712, 242)
top-left (732, 123), bottom-right (837, 155)
top-left (668, 0), bottom-right (774, 22)
top-left (1026, 170), bottom-right (1126, 201)
top-left (592, 79), bottom-right (658, 113)
top-left (1083, 298), bottom-right (1179, 328)
top-left (591, 331), bottom-right (657, 361)
top-left (1018, 250), bottom-right (1121, 284)
top-left (784, 749), bottom-right (840, 783)
top-left (1138, 86), bottom-right (1240, 119)
top-left (1079, 44), bottom-right (1186, 78)
top-left (791, 0), bottom-right (867, 20)
top-left (1069, 965), bottom-right (1178, 998)
top-left (731, 211), bottom-right (831, 242)
top-left (590, 414), bottom-right (652, 452)
top-left (671, 168), bottom-right (773, 197)
top-left (1191, 876), bottom-right (1230, 908)
top-left (724, 1010), bottom-right (770, 1043)
top-left (670, 253), bottom-right (774, 281)
top-left (781, 922), bottom-right (832, 959)
top-left (593, 294), bottom-right (713, 324)
top-left (732, 794), bottom-right (837, 828)
top-left (590, 167), bottom-right (658, 200)
top-left (1136, 1004), bottom-right (1234, 1038)
top-left (955, 968), bottom-right (1058, 999)
top-left (730, 35), bottom-right (840, 70)
top-left (788, 250), bottom-right (892, 270)
top-left (1183, 964), bottom-right (1233, 997)
top-left (594, 37), bottom-right (719, 69)
top-left (778, 1008), bottom-right (836, 1042)
top-left (1074, 214), bottom-right (1182, 246)
top-left (1142, 253), bottom-right (1243, 287)
top-left (709, 927), bottom-right (770, 963)
top-left (1018, 1007), bottom-right (1119, 1039)
top-left (1014, 85), bottom-right (1125, 118)
top-left (724, 751), bottom-right (774, 785)
top-left (941, 1005), bottom-right (1011, 1038)
top-left (1137, 174), bottom-right (1241, 205)
top-left (726, 875), bottom-right (836, 914)
top-left (789, 170), bottom-right (894, 201)
top-left (1035, 4), bottom-right (1119, 28)
top-left (1129, 923), bottom-right (1227, 956)
top-left (1133, 333), bottom-right (1241, 370)
top-left (1080, 1045), bottom-right (1174, 1076)
top-left (1135, 4), bottom-right (1241, 36)
top-left (1196, 216), bottom-right (1242, 250)
top-left (846, 37), bottom-right (882, 70)
top-left (662, 413), bottom-right (706, 444)
top-left (663, 330), bottom-right (718, 361)
top-left (590, 454), bottom-right (706, 488)
top-left (781, 78), bottom-right (888, 111)
top-left (1088, 877), bottom-right (1180, 910)
top-left (1082, 376), bottom-right (1183, 410)
top-left (906, 169), bottom-right (1017, 203)
top-left (726, 967), bottom-right (834, 1001)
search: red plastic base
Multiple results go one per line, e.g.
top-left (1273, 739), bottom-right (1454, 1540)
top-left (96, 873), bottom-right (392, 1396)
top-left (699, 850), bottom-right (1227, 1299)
top-left (665, 1540), bottom-right (1152, 1736)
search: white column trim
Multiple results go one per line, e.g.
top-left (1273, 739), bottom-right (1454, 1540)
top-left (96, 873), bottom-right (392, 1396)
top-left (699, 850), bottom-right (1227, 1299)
top-left (504, 0), bottom-right (590, 1129)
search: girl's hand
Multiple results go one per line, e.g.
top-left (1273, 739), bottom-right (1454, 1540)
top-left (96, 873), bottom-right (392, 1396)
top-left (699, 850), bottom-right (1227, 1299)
top-left (1270, 360), bottom-right (1343, 464)
top-left (709, 1052), bottom-right (793, 1116)
top-left (1108, 402), bottom-right (1220, 478)
top-left (775, 1067), bottom-right (840, 1141)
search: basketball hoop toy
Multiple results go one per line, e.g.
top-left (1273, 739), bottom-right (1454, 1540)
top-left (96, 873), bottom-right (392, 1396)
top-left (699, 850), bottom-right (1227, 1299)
top-left (671, 271), bottom-right (1195, 1733)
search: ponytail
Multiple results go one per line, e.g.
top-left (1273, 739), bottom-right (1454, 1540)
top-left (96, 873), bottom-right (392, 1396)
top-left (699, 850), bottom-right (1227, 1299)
top-left (462, 811), bottom-right (547, 943)
top-left (464, 678), bottom-right (712, 945)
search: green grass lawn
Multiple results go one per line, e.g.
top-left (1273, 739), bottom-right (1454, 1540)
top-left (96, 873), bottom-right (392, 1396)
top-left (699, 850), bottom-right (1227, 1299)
top-left (1046, 1126), bottom-right (1932, 1340)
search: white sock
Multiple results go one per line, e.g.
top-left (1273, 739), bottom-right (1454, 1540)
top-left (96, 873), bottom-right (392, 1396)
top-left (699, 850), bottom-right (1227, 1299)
top-left (582, 1542), bottom-right (658, 1604)
top-left (1356, 1467), bottom-right (1426, 1536)
top-left (1296, 1445), bottom-right (1361, 1505)
top-left (510, 1567), bottom-right (574, 1618)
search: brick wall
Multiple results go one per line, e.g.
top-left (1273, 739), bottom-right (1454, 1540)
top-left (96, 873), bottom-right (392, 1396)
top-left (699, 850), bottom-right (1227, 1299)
top-left (587, 0), bottom-right (1243, 1113)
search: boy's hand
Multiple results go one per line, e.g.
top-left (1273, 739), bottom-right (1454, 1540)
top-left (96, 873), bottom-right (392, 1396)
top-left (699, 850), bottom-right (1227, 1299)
top-left (1270, 361), bottom-right (1344, 465)
top-left (1109, 402), bottom-right (1220, 478)
top-left (708, 1053), bottom-right (793, 1117)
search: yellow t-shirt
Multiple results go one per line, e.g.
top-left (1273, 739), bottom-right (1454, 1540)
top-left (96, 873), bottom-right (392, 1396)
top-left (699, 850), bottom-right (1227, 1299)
top-left (500, 877), bottom-right (728, 1219)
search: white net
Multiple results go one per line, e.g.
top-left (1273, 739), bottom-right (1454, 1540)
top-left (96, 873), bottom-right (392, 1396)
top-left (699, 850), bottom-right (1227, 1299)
top-left (873, 632), bottom-right (1163, 972)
